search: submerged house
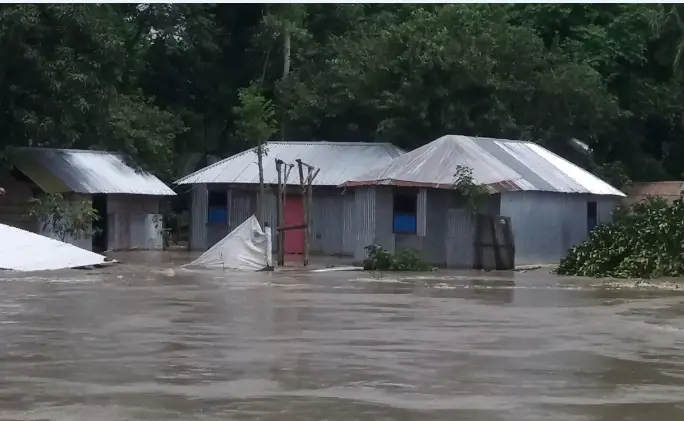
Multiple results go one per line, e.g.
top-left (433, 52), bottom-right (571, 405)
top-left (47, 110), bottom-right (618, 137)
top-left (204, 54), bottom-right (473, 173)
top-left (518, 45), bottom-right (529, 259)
top-left (0, 147), bottom-right (176, 252)
top-left (176, 141), bottom-right (405, 253)
top-left (342, 135), bottom-right (626, 267)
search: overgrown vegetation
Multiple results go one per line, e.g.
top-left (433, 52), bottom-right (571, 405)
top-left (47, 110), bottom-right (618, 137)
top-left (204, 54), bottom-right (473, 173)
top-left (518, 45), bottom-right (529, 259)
top-left (363, 244), bottom-right (432, 271)
top-left (556, 197), bottom-right (684, 279)
top-left (28, 193), bottom-right (100, 242)
top-left (3, 4), bottom-right (684, 186)
top-left (453, 165), bottom-right (490, 210)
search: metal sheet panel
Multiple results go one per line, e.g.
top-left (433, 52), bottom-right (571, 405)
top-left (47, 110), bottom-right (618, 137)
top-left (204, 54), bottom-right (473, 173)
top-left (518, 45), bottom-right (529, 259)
top-left (500, 192), bottom-right (590, 265)
top-left (344, 135), bottom-right (624, 197)
top-left (0, 222), bottom-right (106, 271)
top-left (353, 187), bottom-right (376, 262)
top-left (190, 184), bottom-right (208, 250)
top-left (417, 188), bottom-right (427, 237)
top-left (262, 189), bottom-right (278, 252)
top-left (175, 141), bottom-right (405, 186)
top-left (229, 192), bottom-right (255, 233)
top-left (342, 192), bottom-right (355, 255)
top-left (374, 187), bottom-right (395, 253)
top-left (129, 214), bottom-right (148, 249)
top-left (445, 208), bottom-right (475, 269)
top-left (11, 147), bottom-right (176, 195)
top-left (309, 194), bottom-right (342, 255)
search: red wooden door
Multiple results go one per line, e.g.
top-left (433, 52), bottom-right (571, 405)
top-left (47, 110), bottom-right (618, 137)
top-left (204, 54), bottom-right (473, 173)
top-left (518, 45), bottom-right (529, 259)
top-left (283, 195), bottom-right (304, 254)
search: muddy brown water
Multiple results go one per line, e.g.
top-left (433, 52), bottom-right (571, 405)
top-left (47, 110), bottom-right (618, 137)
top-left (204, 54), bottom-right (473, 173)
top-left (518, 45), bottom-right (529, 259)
top-left (1, 258), bottom-right (684, 420)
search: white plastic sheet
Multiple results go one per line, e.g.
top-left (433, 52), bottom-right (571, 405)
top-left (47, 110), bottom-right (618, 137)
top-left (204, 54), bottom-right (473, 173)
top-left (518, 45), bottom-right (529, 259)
top-left (183, 215), bottom-right (268, 271)
top-left (0, 223), bottom-right (107, 271)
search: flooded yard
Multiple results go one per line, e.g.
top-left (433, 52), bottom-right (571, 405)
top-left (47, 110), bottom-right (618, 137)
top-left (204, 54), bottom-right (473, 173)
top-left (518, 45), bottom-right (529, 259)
top-left (1, 257), bottom-right (684, 420)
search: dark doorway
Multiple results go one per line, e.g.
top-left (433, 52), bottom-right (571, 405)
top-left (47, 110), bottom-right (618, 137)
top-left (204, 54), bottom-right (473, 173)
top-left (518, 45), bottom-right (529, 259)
top-left (587, 201), bottom-right (597, 234)
top-left (92, 194), bottom-right (108, 252)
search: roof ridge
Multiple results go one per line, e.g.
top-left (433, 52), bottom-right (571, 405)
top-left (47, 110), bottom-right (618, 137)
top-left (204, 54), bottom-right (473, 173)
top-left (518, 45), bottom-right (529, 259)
top-left (174, 141), bottom-right (404, 184)
top-left (266, 140), bottom-right (396, 146)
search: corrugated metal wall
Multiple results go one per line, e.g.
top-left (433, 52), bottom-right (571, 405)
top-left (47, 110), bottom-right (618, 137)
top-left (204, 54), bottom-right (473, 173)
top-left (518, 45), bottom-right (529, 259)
top-left (374, 186), bottom-right (395, 252)
top-left (107, 195), bottom-right (163, 250)
top-left (0, 178), bottom-right (35, 231)
top-left (353, 187), bottom-right (376, 262)
top-left (500, 192), bottom-right (619, 265)
top-left (309, 193), bottom-right (346, 255)
top-left (445, 208), bottom-right (475, 268)
top-left (342, 192), bottom-right (355, 255)
top-left (190, 184), bottom-right (208, 250)
top-left (229, 191), bottom-right (255, 233)
top-left (417, 188), bottom-right (427, 237)
top-left (262, 189), bottom-right (278, 252)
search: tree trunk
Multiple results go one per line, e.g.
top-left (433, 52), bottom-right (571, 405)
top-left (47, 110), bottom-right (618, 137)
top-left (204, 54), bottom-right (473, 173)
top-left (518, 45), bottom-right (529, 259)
top-left (257, 141), bottom-right (265, 226)
top-left (280, 27), bottom-right (291, 141)
top-left (283, 27), bottom-right (291, 79)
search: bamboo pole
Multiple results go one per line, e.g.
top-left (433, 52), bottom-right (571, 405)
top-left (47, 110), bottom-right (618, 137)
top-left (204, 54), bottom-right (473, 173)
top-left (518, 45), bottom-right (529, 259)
top-left (275, 159), bottom-right (283, 267)
top-left (295, 159), bottom-right (306, 264)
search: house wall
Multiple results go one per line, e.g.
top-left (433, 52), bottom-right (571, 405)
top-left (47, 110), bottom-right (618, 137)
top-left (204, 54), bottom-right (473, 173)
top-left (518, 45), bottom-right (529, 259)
top-left (106, 195), bottom-right (164, 251)
top-left (190, 184), bottom-right (355, 255)
top-left (353, 187), bottom-right (501, 268)
top-left (499, 192), bottom-right (619, 265)
top-left (0, 178), bottom-right (35, 231)
top-left (190, 184), bottom-right (208, 250)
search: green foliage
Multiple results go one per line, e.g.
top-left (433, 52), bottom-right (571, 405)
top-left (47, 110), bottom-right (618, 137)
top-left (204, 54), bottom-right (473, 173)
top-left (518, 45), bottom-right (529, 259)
top-left (556, 197), bottom-right (684, 279)
top-left (453, 165), bottom-right (490, 211)
top-left (363, 244), bottom-right (431, 271)
top-left (4, 3), bottom-right (684, 186)
top-left (28, 193), bottom-right (100, 242)
top-left (233, 84), bottom-right (278, 150)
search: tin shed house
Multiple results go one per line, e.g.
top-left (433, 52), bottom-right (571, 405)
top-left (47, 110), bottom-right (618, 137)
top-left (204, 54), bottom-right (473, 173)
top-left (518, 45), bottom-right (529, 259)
top-left (0, 147), bottom-right (176, 252)
top-left (176, 141), bottom-right (405, 254)
top-left (343, 135), bottom-right (626, 267)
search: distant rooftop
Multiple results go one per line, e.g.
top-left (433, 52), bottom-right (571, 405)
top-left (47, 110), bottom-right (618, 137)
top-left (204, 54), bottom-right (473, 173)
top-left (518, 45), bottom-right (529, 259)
top-left (343, 135), bottom-right (625, 197)
top-left (175, 141), bottom-right (405, 186)
top-left (10, 147), bottom-right (175, 196)
top-left (622, 181), bottom-right (684, 205)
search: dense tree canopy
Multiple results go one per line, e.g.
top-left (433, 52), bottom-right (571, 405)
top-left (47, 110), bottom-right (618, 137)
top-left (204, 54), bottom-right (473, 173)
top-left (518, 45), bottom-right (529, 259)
top-left (1, 3), bottom-right (684, 184)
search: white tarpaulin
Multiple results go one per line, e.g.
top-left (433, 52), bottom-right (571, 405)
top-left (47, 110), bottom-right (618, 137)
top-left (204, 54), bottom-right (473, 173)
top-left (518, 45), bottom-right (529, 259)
top-left (0, 223), bottom-right (107, 272)
top-left (183, 215), bottom-right (269, 271)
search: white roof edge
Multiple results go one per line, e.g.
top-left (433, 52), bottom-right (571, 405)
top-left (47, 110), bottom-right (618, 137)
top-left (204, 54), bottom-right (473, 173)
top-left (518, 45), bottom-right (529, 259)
top-left (174, 141), bottom-right (404, 185)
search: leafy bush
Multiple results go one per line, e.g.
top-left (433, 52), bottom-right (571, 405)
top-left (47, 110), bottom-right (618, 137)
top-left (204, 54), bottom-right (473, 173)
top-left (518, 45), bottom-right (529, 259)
top-left (556, 197), bottom-right (684, 278)
top-left (363, 244), bottom-right (431, 271)
top-left (28, 193), bottom-right (100, 242)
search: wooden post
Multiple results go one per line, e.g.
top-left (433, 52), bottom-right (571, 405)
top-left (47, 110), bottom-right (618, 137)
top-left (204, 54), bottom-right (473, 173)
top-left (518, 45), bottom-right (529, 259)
top-left (275, 159), bottom-right (283, 267)
top-left (295, 159), bottom-right (307, 265)
top-left (276, 161), bottom-right (294, 267)
top-left (305, 167), bottom-right (314, 266)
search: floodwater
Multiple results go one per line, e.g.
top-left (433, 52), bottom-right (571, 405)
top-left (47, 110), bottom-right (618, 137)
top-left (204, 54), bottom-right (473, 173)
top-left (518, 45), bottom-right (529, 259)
top-left (1, 260), bottom-right (684, 420)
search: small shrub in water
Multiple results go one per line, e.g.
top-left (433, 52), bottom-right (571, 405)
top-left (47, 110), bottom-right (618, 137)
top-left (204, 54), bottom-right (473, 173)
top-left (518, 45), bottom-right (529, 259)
top-left (363, 244), bottom-right (431, 271)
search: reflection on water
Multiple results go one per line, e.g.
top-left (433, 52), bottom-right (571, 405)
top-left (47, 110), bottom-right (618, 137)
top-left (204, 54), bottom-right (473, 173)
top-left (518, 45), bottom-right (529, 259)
top-left (0, 266), bottom-right (683, 420)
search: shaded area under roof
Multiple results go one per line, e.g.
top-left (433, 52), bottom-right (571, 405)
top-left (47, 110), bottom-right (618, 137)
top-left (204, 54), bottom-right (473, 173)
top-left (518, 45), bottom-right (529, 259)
top-left (622, 181), bottom-right (684, 205)
top-left (343, 135), bottom-right (625, 197)
top-left (175, 141), bottom-right (405, 186)
top-left (10, 148), bottom-right (176, 196)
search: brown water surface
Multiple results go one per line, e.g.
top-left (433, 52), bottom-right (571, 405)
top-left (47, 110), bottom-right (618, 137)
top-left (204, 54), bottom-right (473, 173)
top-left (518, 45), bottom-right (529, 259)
top-left (1, 259), bottom-right (684, 420)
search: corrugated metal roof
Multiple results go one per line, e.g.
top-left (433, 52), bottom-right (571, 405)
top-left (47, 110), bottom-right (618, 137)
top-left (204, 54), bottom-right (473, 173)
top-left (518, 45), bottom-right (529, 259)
top-left (10, 148), bottom-right (176, 196)
top-left (343, 135), bottom-right (625, 197)
top-left (175, 141), bottom-right (405, 186)
top-left (622, 181), bottom-right (684, 205)
top-left (0, 222), bottom-right (107, 271)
